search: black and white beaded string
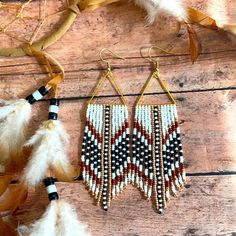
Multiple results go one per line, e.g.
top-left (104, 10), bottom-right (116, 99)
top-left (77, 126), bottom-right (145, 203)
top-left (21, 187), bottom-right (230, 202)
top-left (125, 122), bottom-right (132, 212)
top-left (48, 98), bottom-right (59, 120)
top-left (153, 106), bottom-right (165, 213)
top-left (160, 105), bottom-right (174, 199)
top-left (172, 105), bottom-right (186, 184)
top-left (102, 105), bottom-right (110, 210)
top-left (43, 177), bottom-right (59, 201)
top-left (26, 86), bottom-right (49, 105)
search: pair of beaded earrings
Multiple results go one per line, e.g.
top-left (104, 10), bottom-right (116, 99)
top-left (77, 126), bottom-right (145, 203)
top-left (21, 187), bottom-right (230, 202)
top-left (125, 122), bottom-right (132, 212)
top-left (81, 47), bottom-right (186, 213)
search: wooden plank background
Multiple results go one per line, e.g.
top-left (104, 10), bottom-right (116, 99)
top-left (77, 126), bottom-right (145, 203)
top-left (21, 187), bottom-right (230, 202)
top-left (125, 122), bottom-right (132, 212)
top-left (1, 0), bottom-right (236, 235)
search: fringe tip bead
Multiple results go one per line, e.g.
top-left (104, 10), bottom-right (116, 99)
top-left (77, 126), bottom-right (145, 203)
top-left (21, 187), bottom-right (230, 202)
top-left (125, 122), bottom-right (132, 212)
top-left (81, 104), bottom-right (131, 210)
top-left (132, 104), bottom-right (185, 213)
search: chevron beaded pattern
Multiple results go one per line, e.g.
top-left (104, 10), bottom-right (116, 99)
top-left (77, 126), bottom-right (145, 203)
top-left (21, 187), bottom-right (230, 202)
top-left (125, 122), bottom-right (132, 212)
top-left (132, 104), bottom-right (186, 213)
top-left (81, 104), bottom-right (131, 210)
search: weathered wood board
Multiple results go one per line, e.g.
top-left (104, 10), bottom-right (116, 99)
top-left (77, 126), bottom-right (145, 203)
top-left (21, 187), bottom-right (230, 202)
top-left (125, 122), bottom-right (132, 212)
top-left (17, 176), bottom-right (236, 236)
top-left (0, 0), bottom-right (236, 235)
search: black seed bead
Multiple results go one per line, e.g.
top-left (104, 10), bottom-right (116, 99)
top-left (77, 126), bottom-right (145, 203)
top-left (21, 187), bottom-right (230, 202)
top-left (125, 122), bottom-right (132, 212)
top-left (50, 98), bottom-right (60, 106)
top-left (38, 86), bottom-right (48, 96)
top-left (48, 112), bottom-right (58, 120)
top-left (26, 95), bottom-right (36, 104)
top-left (48, 192), bottom-right (59, 201)
top-left (43, 177), bottom-right (59, 201)
top-left (43, 177), bottom-right (55, 187)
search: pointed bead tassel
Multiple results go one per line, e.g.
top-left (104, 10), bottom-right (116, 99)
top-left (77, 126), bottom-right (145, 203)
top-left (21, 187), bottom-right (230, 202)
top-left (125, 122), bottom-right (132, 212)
top-left (167, 105), bottom-right (179, 190)
top-left (95, 105), bottom-right (103, 199)
top-left (159, 106), bottom-right (169, 201)
top-left (173, 105), bottom-right (186, 185)
top-left (154, 106), bottom-right (166, 213)
top-left (168, 105), bottom-right (181, 190)
top-left (119, 106), bottom-right (125, 191)
top-left (101, 105), bottom-right (111, 210)
top-left (83, 103), bottom-right (130, 209)
top-left (118, 105), bottom-right (126, 192)
top-left (141, 106), bottom-right (148, 197)
top-left (81, 105), bottom-right (91, 181)
top-left (165, 105), bottom-right (177, 196)
top-left (135, 107), bottom-right (142, 188)
top-left (85, 105), bottom-right (93, 185)
top-left (111, 105), bottom-right (117, 198)
top-left (115, 105), bottom-right (121, 195)
top-left (124, 106), bottom-right (131, 184)
top-left (89, 105), bottom-right (96, 191)
top-left (146, 106), bottom-right (153, 200)
top-left (91, 105), bottom-right (99, 195)
top-left (131, 107), bottom-right (139, 184)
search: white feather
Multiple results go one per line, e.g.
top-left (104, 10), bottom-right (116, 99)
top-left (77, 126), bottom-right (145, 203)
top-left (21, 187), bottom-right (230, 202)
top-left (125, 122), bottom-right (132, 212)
top-left (0, 99), bottom-right (31, 164)
top-left (28, 201), bottom-right (58, 236)
top-left (17, 225), bottom-right (31, 236)
top-left (57, 200), bottom-right (90, 236)
top-left (133, 0), bottom-right (187, 23)
top-left (20, 200), bottom-right (90, 236)
top-left (22, 120), bottom-right (71, 186)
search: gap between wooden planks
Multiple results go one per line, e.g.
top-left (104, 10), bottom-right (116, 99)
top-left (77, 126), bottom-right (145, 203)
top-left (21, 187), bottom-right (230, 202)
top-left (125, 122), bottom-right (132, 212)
top-left (0, 49), bottom-right (236, 100)
top-left (16, 176), bottom-right (236, 236)
top-left (22, 89), bottom-right (236, 175)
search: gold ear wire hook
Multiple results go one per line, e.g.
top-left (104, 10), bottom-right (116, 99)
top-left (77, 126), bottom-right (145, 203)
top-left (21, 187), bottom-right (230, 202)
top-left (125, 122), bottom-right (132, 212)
top-left (147, 45), bottom-right (174, 69)
top-left (88, 48), bottom-right (127, 105)
top-left (136, 45), bottom-right (176, 105)
top-left (99, 48), bottom-right (125, 70)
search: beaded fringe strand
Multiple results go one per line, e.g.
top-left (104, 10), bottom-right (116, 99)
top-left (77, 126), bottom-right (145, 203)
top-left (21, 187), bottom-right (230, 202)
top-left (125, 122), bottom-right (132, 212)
top-left (132, 104), bottom-right (186, 213)
top-left (81, 104), bottom-right (131, 210)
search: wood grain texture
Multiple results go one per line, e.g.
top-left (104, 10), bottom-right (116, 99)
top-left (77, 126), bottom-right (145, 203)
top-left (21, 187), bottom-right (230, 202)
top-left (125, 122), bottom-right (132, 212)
top-left (26, 89), bottom-right (236, 173)
top-left (0, 0), bottom-right (236, 235)
top-left (16, 176), bottom-right (236, 236)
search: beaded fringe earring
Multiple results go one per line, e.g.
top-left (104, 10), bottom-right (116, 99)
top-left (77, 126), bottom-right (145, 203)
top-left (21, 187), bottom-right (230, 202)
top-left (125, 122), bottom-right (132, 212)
top-left (81, 49), bottom-right (131, 211)
top-left (132, 50), bottom-right (186, 214)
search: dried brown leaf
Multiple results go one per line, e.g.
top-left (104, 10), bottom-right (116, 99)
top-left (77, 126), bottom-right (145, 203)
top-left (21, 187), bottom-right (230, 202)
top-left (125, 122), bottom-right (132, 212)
top-left (0, 183), bottom-right (28, 214)
top-left (186, 7), bottom-right (219, 30)
top-left (186, 24), bottom-right (201, 63)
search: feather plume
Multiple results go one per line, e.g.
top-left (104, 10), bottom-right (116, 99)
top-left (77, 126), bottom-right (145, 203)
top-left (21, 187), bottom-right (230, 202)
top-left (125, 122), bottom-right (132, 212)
top-left (133, 0), bottom-right (187, 23)
top-left (25, 201), bottom-right (58, 236)
top-left (0, 99), bottom-right (31, 169)
top-left (18, 200), bottom-right (90, 236)
top-left (21, 120), bottom-right (76, 186)
top-left (56, 201), bottom-right (90, 236)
